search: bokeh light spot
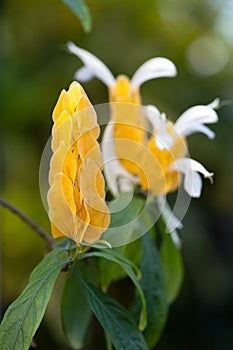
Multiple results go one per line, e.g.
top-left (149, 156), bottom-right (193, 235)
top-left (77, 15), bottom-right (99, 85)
top-left (186, 35), bottom-right (229, 76)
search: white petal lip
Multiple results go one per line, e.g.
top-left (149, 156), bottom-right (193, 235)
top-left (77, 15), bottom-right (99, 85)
top-left (156, 196), bottom-right (182, 248)
top-left (75, 66), bottom-right (95, 82)
top-left (144, 105), bottom-right (161, 129)
top-left (181, 124), bottom-right (216, 139)
top-left (68, 42), bottom-right (177, 90)
top-left (170, 231), bottom-right (182, 249)
top-left (208, 97), bottom-right (220, 109)
top-left (168, 158), bottom-right (213, 198)
top-left (174, 104), bottom-right (218, 138)
top-left (145, 105), bottom-right (174, 150)
top-left (67, 41), bottom-right (116, 87)
top-left (131, 57), bottom-right (177, 89)
top-left (101, 122), bottom-right (138, 196)
top-left (157, 195), bottom-right (183, 230)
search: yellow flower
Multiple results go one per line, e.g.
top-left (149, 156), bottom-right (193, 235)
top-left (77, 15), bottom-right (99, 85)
top-left (47, 81), bottom-right (110, 245)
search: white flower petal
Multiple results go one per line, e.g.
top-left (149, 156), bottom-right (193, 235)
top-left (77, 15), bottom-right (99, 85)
top-left (144, 105), bottom-right (161, 130)
top-left (176, 105), bottom-right (219, 126)
top-left (174, 104), bottom-right (218, 138)
top-left (168, 158), bottom-right (213, 198)
top-left (74, 66), bottom-right (95, 82)
top-left (156, 196), bottom-right (182, 248)
top-left (157, 196), bottom-right (183, 230)
top-left (157, 136), bottom-right (173, 150)
top-left (184, 171), bottom-right (202, 198)
top-left (101, 122), bottom-right (138, 196)
top-left (208, 97), bottom-right (220, 109)
top-left (196, 125), bottom-right (215, 139)
top-left (182, 124), bottom-right (216, 139)
top-left (174, 123), bottom-right (216, 139)
top-left (145, 106), bottom-right (174, 150)
top-left (117, 178), bottom-right (134, 193)
top-left (131, 57), bottom-right (177, 89)
top-left (171, 231), bottom-right (182, 249)
top-left (155, 133), bottom-right (174, 150)
top-left (67, 42), bottom-right (116, 87)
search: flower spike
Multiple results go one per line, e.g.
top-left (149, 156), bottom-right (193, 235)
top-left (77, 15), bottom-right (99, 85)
top-left (48, 81), bottom-right (110, 245)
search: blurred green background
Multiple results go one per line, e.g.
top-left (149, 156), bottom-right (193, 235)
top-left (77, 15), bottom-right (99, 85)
top-left (1, 0), bottom-right (233, 349)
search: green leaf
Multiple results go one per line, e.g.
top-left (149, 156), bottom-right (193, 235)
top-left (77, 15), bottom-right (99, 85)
top-left (161, 232), bottom-right (184, 304)
top-left (61, 263), bottom-right (92, 349)
top-left (109, 193), bottom-right (145, 227)
top-left (61, 0), bottom-right (92, 32)
top-left (102, 193), bottom-right (146, 247)
top-left (74, 267), bottom-right (148, 350)
top-left (98, 197), bottom-right (155, 292)
top-left (0, 248), bottom-right (71, 350)
top-left (98, 239), bottom-right (141, 291)
top-left (132, 233), bottom-right (168, 349)
top-left (80, 249), bottom-right (147, 331)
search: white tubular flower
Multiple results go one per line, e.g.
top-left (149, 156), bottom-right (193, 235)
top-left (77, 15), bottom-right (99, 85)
top-left (168, 158), bottom-right (213, 198)
top-left (174, 99), bottom-right (219, 139)
top-left (102, 122), bottom-right (139, 196)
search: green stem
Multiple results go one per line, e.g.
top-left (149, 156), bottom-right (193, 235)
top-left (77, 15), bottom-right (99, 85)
top-left (104, 331), bottom-right (112, 350)
top-left (0, 197), bottom-right (55, 250)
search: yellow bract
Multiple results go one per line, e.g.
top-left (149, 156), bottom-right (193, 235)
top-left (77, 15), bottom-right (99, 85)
top-left (48, 82), bottom-right (110, 245)
top-left (109, 76), bottom-right (147, 174)
top-left (109, 75), bottom-right (140, 104)
top-left (139, 132), bottom-right (187, 195)
top-left (109, 77), bottom-right (188, 196)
